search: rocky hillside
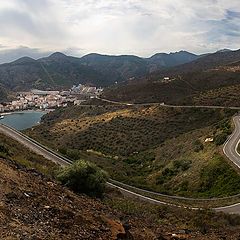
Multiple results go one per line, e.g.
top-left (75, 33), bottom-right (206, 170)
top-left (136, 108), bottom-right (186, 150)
top-left (0, 157), bottom-right (122, 239)
top-left (2, 132), bottom-right (240, 239)
top-left (2, 157), bottom-right (240, 240)
top-left (158, 49), bottom-right (240, 75)
top-left (0, 51), bottom-right (199, 92)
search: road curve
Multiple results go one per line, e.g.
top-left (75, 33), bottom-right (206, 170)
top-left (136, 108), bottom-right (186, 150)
top-left (1, 112), bottom-right (240, 213)
top-left (96, 97), bottom-right (240, 110)
top-left (223, 116), bottom-right (240, 168)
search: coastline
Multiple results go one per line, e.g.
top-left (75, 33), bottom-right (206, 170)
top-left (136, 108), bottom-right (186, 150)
top-left (0, 109), bottom-right (50, 130)
top-left (0, 109), bottom-right (51, 116)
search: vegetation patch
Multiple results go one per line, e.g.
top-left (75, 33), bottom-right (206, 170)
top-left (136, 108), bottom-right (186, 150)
top-left (0, 133), bottom-right (58, 176)
top-left (57, 160), bottom-right (109, 197)
top-left (157, 159), bottom-right (192, 185)
top-left (214, 118), bottom-right (232, 146)
top-left (199, 155), bottom-right (240, 197)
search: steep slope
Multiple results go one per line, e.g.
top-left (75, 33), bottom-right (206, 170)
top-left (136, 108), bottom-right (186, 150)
top-left (0, 53), bottom-right (108, 91)
top-left (37, 52), bottom-right (109, 87)
top-left (0, 57), bottom-right (43, 91)
top-left (1, 157), bottom-right (240, 240)
top-left (103, 50), bottom-right (240, 105)
top-left (80, 53), bottom-right (148, 82)
top-left (0, 86), bottom-right (8, 102)
top-left (158, 49), bottom-right (240, 76)
top-left (79, 51), bottom-right (199, 80)
top-left (0, 157), bottom-right (125, 239)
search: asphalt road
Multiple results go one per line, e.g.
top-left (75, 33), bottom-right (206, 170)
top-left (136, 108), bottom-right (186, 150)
top-left (223, 116), bottom-right (240, 168)
top-left (0, 124), bottom-right (71, 167)
top-left (1, 112), bottom-right (240, 214)
top-left (96, 97), bottom-right (240, 110)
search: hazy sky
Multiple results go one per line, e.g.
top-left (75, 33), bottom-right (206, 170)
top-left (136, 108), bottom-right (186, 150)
top-left (0, 0), bottom-right (239, 62)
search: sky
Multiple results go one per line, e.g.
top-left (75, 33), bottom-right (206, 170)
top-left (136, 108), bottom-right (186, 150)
top-left (0, 0), bottom-right (239, 63)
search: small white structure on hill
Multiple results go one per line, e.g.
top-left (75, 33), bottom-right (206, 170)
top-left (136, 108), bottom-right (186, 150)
top-left (205, 138), bottom-right (214, 143)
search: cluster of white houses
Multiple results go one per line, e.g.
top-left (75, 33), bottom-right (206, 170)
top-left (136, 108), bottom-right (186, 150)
top-left (0, 84), bottom-right (103, 113)
top-left (71, 84), bottom-right (103, 95)
top-left (0, 91), bottom-right (70, 112)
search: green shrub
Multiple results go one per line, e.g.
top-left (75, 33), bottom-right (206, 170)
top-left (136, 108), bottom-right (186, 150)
top-left (66, 149), bottom-right (80, 160)
top-left (0, 144), bottom-right (9, 155)
top-left (214, 133), bottom-right (228, 146)
top-left (173, 159), bottom-right (192, 171)
top-left (180, 160), bottom-right (192, 171)
top-left (56, 160), bottom-right (109, 197)
top-left (192, 139), bottom-right (204, 152)
top-left (58, 147), bottom-right (67, 155)
top-left (179, 180), bottom-right (189, 192)
top-left (199, 156), bottom-right (240, 197)
top-left (157, 160), bottom-right (192, 185)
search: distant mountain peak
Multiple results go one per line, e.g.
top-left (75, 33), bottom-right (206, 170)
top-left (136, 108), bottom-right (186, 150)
top-left (150, 51), bottom-right (197, 59)
top-left (48, 52), bottom-right (67, 60)
top-left (216, 49), bottom-right (232, 53)
top-left (169, 50), bottom-right (197, 56)
top-left (12, 56), bottom-right (36, 64)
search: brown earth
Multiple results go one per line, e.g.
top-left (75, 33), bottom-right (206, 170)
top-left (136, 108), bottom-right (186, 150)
top-left (0, 157), bottom-right (125, 240)
top-left (1, 155), bottom-right (240, 239)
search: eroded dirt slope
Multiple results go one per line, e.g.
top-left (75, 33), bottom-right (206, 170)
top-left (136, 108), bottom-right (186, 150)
top-left (0, 157), bottom-right (125, 240)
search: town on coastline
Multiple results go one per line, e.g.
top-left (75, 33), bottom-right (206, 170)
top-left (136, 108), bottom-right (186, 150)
top-left (0, 84), bottom-right (103, 113)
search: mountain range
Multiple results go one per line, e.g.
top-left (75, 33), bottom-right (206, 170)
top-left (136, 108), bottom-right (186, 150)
top-left (1, 48), bottom-right (239, 103)
top-left (0, 51), bottom-right (199, 92)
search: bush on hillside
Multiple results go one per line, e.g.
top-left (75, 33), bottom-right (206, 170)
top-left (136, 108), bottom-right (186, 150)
top-left (56, 160), bottom-right (109, 197)
top-left (65, 149), bottom-right (80, 160)
top-left (214, 133), bottom-right (228, 146)
top-left (192, 139), bottom-right (204, 152)
top-left (0, 144), bottom-right (9, 155)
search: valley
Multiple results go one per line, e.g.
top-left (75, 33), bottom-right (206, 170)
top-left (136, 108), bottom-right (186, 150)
top-left (24, 101), bottom-right (240, 199)
top-left (2, 1), bottom-right (240, 239)
top-left (1, 48), bottom-right (240, 238)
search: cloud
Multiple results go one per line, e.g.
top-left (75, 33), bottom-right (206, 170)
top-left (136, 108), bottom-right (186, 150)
top-left (0, 0), bottom-right (239, 60)
top-left (0, 46), bottom-right (51, 64)
top-left (0, 0), bottom-right (69, 49)
top-left (0, 44), bottom-right (8, 49)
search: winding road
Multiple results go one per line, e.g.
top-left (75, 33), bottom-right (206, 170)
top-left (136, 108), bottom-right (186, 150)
top-left (96, 96), bottom-right (240, 110)
top-left (223, 116), bottom-right (240, 169)
top-left (1, 107), bottom-right (240, 214)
